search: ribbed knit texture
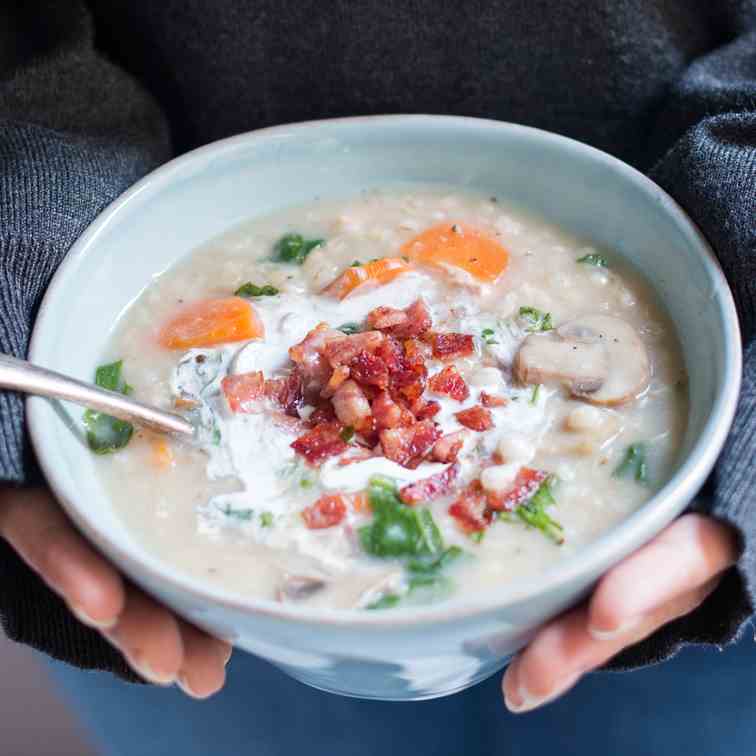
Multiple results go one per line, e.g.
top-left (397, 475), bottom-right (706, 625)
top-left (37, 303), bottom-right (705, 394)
top-left (0, 0), bottom-right (754, 681)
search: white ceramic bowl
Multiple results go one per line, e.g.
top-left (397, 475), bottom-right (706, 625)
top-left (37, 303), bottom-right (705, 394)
top-left (28, 116), bottom-right (741, 700)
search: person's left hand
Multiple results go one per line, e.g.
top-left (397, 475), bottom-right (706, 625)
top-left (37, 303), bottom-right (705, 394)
top-left (503, 513), bottom-right (738, 712)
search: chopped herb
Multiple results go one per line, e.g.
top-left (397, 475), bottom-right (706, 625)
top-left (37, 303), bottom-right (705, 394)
top-left (337, 322), bottom-right (363, 335)
top-left (212, 425), bottom-right (222, 445)
top-left (407, 545), bottom-right (464, 574)
top-left (469, 530), bottom-right (485, 544)
top-left (339, 425), bottom-right (355, 443)
top-left (359, 476), bottom-right (444, 558)
top-left (519, 306), bottom-right (554, 332)
top-left (530, 384), bottom-right (541, 405)
top-left (512, 477), bottom-right (564, 544)
top-left (577, 253), bottom-right (608, 268)
top-left (481, 328), bottom-right (498, 345)
top-left (235, 282), bottom-right (280, 297)
top-left (401, 256), bottom-right (410, 263)
top-left (613, 442), bottom-right (648, 483)
top-left (350, 260), bottom-right (362, 267)
top-left (83, 360), bottom-right (134, 454)
top-left (260, 511), bottom-right (274, 528)
top-left (300, 477), bottom-right (314, 489)
top-left (367, 593), bottom-right (402, 610)
top-left (217, 503), bottom-right (254, 521)
top-left (273, 233), bottom-right (324, 264)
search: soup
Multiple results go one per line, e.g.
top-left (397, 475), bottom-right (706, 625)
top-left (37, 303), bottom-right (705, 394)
top-left (88, 188), bottom-right (687, 610)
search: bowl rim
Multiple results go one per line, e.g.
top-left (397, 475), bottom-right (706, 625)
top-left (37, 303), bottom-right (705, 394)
top-left (28, 114), bottom-right (742, 628)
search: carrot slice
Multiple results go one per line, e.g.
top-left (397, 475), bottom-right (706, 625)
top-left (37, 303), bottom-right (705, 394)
top-left (401, 222), bottom-right (509, 282)
top-left (323, 257), bottom-right (412, 300)
top-left (151, 438), bottom-right (174, 470)
top-left (158, 297), bottom-right (264, 350)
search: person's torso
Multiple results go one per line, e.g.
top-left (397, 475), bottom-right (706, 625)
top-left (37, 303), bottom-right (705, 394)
top-left (90, 0), bottom-right (722, 166)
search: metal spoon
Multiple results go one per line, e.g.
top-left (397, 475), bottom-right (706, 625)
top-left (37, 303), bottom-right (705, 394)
top-left (0, 354), bottom-right (194, 438)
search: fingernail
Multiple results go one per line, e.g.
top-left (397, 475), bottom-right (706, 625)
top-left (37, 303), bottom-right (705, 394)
top-left (505, 671), bottom-right (582, 713)
top-left (128, 653), bottom-right (176, 686)
top-left (176, 673), bottom-right (203, 699)
top-left (588, 616), bottom-right (641, 641)
top-left (222, 645), bottom-right (233, 666)
top-left (69, 604), bottom-right (118, 631)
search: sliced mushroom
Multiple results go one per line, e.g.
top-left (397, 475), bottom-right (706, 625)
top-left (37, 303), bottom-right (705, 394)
top-left (514, 315), bottom-right (650, 406)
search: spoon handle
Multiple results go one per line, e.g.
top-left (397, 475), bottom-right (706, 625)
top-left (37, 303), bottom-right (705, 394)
top-left (0, 354), bottom-right (194, 438)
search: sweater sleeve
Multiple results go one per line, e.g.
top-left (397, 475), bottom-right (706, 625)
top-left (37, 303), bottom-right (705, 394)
top-left (0, 1), bottom-right (171, 679)
top-left (607, 16), bottom-right (756, 669)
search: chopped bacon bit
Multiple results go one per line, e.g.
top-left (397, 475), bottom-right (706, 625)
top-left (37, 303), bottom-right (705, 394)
top-left (480, 391), bottom-right (508, 408)
top-left (486, 467), bottom-right (549, 511)
top-left (455, 405), bottom-right (494, 432)
top-left (379, 420), bottom-right (442, 468)
top-left (372, 391), bottom-right (413, 430)
top-left (399, 463), bottom-right (460, 505)
top-left (338, 447), bottom-right (375, 465)
top-left (320, 365), bottom-right (351, 398)
top-left (366, 299), bottom-right (432, 339)
top-left (307, 402), bottom-right (337, 426)
top-left (412, 399), bottom-right (441, 420)
top-left (301, 494), bottom-right (347, 529)
top-left (221, 371), bottom-right (265, 413)
top-left (349, 350), bottom-right (389, 389)
top-left (264, 370), bottom-right (304, 416)
top-left (374, 336), bottom-right (405, 373)
top-left (291, 421), bottom-right (349, 465)
top-left (289, 323), bottom-right (342, 390)
top-left (429, 365), bottom-right (470, 402)
top-left (323, 331), bottom-right (384, 368)
top-left (432, 430), bottom-right (467, 463)
top-left (365, 306), bottom-right (407, 332)
top-left (430, 332), bottom-right (475, 361)
top-left (448, 481), bottom-right (493, 532)
top-left (332, 379), bottom-right (372, 428)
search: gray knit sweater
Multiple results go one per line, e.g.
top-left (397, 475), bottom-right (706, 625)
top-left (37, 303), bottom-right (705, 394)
top-left (1, 0), bottom-right (754, 681)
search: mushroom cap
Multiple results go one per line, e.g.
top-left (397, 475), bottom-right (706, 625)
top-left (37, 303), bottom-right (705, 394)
top-left (514, 315), bottom-right (650, 406)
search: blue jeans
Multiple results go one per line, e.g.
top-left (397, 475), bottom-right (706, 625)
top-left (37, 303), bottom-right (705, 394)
top-left (49, 631), bottom-right (756, 756)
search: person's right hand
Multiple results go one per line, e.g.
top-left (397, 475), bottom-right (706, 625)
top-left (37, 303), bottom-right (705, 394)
top-left (0, 486), bottom-right (231, 698)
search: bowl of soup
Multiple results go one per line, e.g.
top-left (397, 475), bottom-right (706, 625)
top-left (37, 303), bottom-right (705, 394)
top-left (27, 116), bottom-right (741, 700)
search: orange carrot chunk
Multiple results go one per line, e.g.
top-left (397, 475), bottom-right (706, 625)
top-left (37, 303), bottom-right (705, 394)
top-left (151, 438), bottom-right (174, 470)
top-left (323, 257), bottom-right (412, 300)
top-left (401, 222), bottom-right (509, 283)
top-left (158, 297), bottom-right (264, 350)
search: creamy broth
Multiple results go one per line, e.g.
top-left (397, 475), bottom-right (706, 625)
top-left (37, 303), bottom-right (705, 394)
top-left (92, 188), bottom-right (688, 609)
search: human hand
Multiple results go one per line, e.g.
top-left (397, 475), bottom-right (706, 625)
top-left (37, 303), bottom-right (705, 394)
top-left (503, 513), bottom-right (738, 712)
top-left (0, 487), bottom-right (231, 699)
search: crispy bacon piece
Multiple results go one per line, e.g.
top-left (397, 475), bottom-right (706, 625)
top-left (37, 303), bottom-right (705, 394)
top-left (448, 481), bottom-right (493, 532)
top-left (366, 299), bottom-right (432, 339)
top-left (403, 337), bottom-right (433, 363)
top-left (288, 323), bottom-right (342, 390)
top-left (455, 405), bottom-right (494, 431)
top-left (428, 365), bottom-right (470, 401)
top-left (379, 420), bottom-right (442, 468)
top-left (349, 350), bottom-right (389, 389)
top-left (429, 332), bottom-right (475, 361)
top-left (486, 467), bottom-right (548, 511)
top-left (320, 365), bottom-right (350, 399)
top-left (323, 331), bottom-right (384, 368)
top-left (291, 421), bottom-right (349, 465)
top-left (372, 391), bottom-right (413, 430)
top-left (412, 398), bottom-right (441, 420)
top-left (306, 402), bottom-right (337, 426)
top-left (480, 391), bottom-right (508, 408)
top-left (264, 370), bottom-right (304, 416)
top-left (431, 430), bottom-right (467, 463)
top-left (301, 494), bottom-right (347, 529)
top-left (221, 371), bottom-right (265, 413)
top-left (399, 463), bottom-right (460, 505)
top-left (338, 447), bottom-right (375, 466)
top-left (332, 379), bottom-right (372, 428)
top-left (374, 336), bottom-right (405, 373)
